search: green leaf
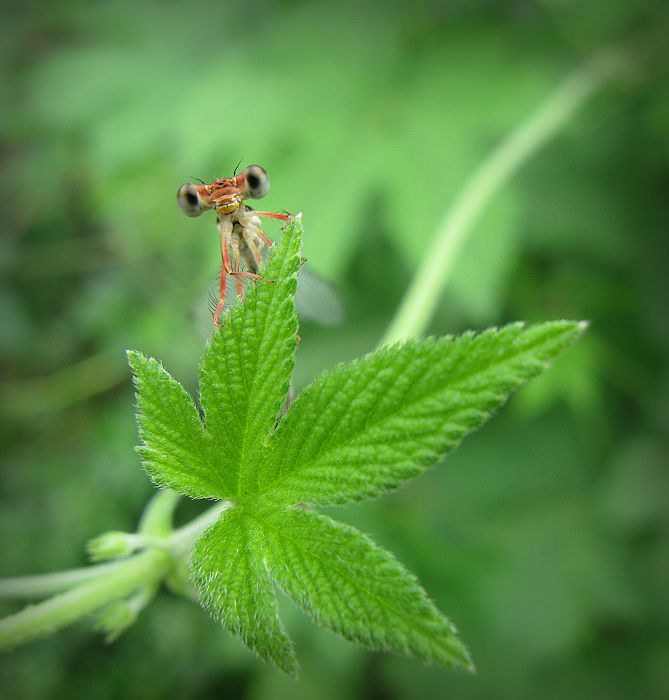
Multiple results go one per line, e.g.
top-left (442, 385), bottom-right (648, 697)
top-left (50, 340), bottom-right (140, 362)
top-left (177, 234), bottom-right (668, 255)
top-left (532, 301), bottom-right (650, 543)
top-left (259, 321), bottom-right (585, 505)
top-left (190, 507), bottom-right (298, 676)
top-left (127, 351), bottom-right (226, 498)
top-left (198, 217), bottom-right (302, 499)
top-left (258, 505), bottom-right (473, 669)
top-left (129, 216), bottom-right (585, 676)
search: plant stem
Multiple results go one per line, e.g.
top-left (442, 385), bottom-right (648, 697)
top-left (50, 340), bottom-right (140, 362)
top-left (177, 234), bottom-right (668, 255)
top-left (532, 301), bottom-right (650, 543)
top-left (0, 502), bottom-right (230, 602)
top-left (0, 501), bottom-right (231, 650)
top-left (168, 501), bottom-right (231, 556)
top-left (0, 550), bottom-right (168, 651)
top-left (0, 561), bottom-right (127, 601)
top-left (139, 489), bottom-right (181, 537)
top-left (381, 54), bottom-right (621, 346)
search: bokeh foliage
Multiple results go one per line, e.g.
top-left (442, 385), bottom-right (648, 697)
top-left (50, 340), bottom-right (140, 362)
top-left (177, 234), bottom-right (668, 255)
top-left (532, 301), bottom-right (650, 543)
top-left (1, 0), bottom-right (668, 698)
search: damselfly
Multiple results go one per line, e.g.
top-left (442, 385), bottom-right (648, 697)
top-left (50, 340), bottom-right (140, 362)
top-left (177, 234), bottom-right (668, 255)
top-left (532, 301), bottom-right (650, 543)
top-left (177, 165), bottom-right (342, 326)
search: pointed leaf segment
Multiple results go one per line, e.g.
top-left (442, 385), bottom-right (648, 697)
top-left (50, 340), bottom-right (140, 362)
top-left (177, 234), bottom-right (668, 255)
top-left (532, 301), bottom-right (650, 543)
top-left (191, 507), bottom-right (298, 676)
top-left (259, 505), bottom-right (473, 669)
top-left (257, 321), bottom-right (586, 505)
top-left (199, 221), bottom-right (301, 498)
top-left (128, 352), bottom-right (220, 498)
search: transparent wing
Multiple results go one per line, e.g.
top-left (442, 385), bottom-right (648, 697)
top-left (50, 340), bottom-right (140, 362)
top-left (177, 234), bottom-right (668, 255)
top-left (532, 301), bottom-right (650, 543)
top-left (204, 248), bottom-right (344, 327)
top-left (294, 266), bottom-right (344, 326)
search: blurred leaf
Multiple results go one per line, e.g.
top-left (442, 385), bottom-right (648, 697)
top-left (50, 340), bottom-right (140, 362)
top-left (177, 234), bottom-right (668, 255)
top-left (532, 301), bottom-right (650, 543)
top-left (599, 435), bottom-right (669, 529)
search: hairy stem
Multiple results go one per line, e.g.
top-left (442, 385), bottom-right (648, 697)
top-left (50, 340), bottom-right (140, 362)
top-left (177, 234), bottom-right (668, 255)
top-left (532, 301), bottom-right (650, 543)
top-left (168, 501), bottom-right (231, 555)
top-left (0, 501), bottom-right (230, 603)
top-left (0, 561), bottom-right (128, 601)
top-left (0, 501), bottom-right (231, 650)
top-left (381, 54), bottom-right (621, 346)
top-left (0, 550), bottom-right (169, 651)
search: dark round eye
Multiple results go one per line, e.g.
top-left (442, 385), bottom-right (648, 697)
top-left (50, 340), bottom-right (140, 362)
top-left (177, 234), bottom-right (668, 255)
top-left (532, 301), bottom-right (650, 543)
top-left (243, 165), bottom-right (270, 199)
top-left (176, 183), bottom-right (203, 217)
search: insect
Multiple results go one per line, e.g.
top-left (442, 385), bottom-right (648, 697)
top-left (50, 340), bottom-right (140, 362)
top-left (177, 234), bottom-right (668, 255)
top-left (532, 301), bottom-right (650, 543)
top-left (176, 164), bottom-right (291, 325)
top-left (177, 165), bottom-right (343, 328)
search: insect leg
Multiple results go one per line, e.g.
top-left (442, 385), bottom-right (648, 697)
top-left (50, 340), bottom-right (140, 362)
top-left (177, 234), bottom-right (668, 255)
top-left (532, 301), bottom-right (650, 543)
top-left (230, 225), bottom-right (244, 298)
top-left (229, 270), bottom-right (269, 282)
top-left (230, 235), bottom-right (266, 281)
top-left (251, 211), bottom-right (292, 223)
top-left (214, 216), bottom-right (233, 326)
top-left (241, 225), bottom-right (264, 270)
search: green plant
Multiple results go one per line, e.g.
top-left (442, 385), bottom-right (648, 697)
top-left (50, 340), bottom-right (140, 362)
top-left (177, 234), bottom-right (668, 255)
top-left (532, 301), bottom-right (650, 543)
top-left (0, 215), bottom-right (583, 675)
top-left (3, 48), bottom-right (624, 673)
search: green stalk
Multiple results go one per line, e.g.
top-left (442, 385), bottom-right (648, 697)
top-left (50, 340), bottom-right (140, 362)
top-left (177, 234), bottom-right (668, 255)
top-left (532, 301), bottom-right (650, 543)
top-left (0, 501), bottom-right (228, 602)
top-left (0, 501), bottom-right (230, 650)
top-left (0, 561), bottom-right (128, 601)
top-left (381, 54), bottom-right (621, 346)
top-left (0, 550), bottom-right (168, 651)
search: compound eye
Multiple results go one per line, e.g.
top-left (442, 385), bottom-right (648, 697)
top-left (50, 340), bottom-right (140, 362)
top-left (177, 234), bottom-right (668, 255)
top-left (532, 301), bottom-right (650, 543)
top-left (244, 165), bottom-right (270, 199)
top-left (176, 183), bottom-right (203, 217)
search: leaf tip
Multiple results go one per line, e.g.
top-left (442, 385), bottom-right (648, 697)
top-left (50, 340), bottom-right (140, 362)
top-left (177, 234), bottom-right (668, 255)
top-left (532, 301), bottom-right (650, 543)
top-left (457, 644), bottom-right (477, 674)
top-left (278, 653), bottom-right (300, 679)
top-left (282, 211), bottom-right (304, 235)
top-left (126, 349), bottom-right (145, 373)
top-left (433, 628), bottom-right (476, 673)
top-left (559, 319), bottom-right (589, 346)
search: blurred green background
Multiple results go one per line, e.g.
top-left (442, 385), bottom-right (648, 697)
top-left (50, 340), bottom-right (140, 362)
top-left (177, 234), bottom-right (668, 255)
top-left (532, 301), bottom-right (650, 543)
top-left (1, 0), bottom-right (668, 698)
